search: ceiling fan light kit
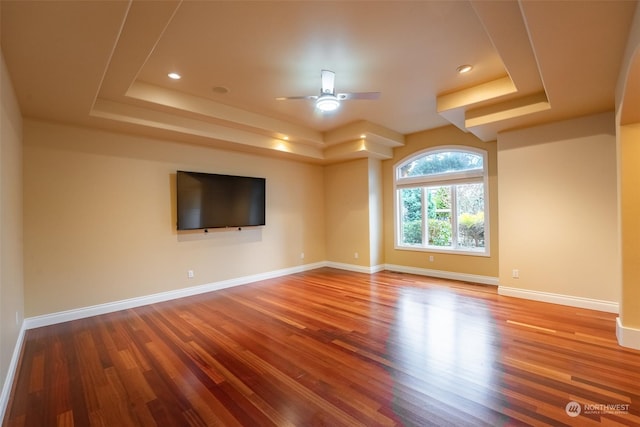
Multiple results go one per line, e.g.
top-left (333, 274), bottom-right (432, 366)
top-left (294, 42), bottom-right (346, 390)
top-left (316, 94), bottom-right (340, 112)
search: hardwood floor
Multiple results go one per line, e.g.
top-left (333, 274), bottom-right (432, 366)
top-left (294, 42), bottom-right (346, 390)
top-left (4, 268), bottom-right (640, 426)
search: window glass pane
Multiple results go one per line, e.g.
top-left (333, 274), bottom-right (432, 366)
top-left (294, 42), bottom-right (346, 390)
top-left (456, 183), bottom-right (485, 250)
top-left (399, 151), bottom-right (483, 178)
top-left (400, 188), bottom-right (423, 245)
top-left (427, 186), bottom-right (452, 247)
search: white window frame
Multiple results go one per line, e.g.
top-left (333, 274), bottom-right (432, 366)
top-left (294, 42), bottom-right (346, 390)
top-left (394, 146), bottom-right (490, 256)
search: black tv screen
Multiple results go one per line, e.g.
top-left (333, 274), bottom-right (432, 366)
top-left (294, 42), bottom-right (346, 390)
top-left (177, 171), bottom-right (266, 230)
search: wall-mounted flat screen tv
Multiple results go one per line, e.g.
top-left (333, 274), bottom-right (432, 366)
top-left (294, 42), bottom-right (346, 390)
top-left (177, 171), bottom-right (266, 230)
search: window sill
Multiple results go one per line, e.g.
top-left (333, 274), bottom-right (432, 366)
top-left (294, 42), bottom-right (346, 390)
top-left (394, 245), bottom-right (490, 257)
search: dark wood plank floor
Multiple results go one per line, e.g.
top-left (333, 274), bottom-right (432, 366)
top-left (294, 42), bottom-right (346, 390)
top-left (4, 268), bottom-right (640, 426)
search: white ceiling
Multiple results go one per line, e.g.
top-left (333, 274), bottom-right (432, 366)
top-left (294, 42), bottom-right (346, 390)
top-left (1, 0), bottom-right (637, 163)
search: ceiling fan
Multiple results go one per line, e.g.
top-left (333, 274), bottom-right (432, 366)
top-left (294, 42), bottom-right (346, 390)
top-left (276, 70), bottom-right (380, 112)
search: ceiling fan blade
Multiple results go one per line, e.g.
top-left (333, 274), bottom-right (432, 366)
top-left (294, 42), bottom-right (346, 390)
top-left (276, 95), bottom-right (318, 101)
top-left (337, 92), bottom-right (381, 100)
top-left (321, 70), bottom-right (335, 95)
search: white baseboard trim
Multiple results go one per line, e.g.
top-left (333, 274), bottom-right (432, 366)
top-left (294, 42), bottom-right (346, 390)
top-left (384, 264), bottom-right (499, 286)
top-left (616, 317), bottom-right (640, 350)
top-left (20, 261), bottom-right (620, 330)
top-left (498, 286), bottom-right (619, 313)
top-left (0, 323), bottom-right (26, 423)
top-left (325, 261), bottom-right (385, 274)
top-left (24, 262), bottom-right (327, 330)
top-left (23, 261), bottom-right (477, 330)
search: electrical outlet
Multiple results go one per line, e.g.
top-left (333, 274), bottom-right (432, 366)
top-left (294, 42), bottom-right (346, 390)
top-left (188, 270), bottom-right (194, 279)
top-left (354, 252), bottom-right (359, 259)
top-left (512, 269), bottom-right (519, 279)
top-left (429, 255), bottom-right (434, 262)
top-left (300, 252), bottom-right (305, 259)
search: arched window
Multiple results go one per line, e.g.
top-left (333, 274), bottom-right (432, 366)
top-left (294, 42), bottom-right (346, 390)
top-left (394, 147), bottom-right (489, 255)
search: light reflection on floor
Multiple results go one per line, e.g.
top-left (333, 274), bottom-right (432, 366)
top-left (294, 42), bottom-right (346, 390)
top-left (387, 286), bottom-right (504, 425)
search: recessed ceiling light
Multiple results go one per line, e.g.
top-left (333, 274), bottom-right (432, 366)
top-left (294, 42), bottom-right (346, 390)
top-left (360, 134), bottom-right (367, 139)
top-left (457, 65), bottom-right (473, 74)
top-left (167, 72), bottom-right (181, 80)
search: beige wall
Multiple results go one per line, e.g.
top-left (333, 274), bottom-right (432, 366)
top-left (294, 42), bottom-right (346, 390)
top-left (324, 158), bottom-right (371, 267)
top-left (616, 3), bottom-right (640, 333)
top-left (0, 52), bottom-right (24, 405)
top-left (23, 120), bottom-right (325, 316)
top-left (619, 124), bottom-right (640, 326)
top-left (382, 125), bottom-right (499, 278)
top-left (498, 112), bottom-right (619, 303)
top-left (368, 158), bottom-right (384, 267)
